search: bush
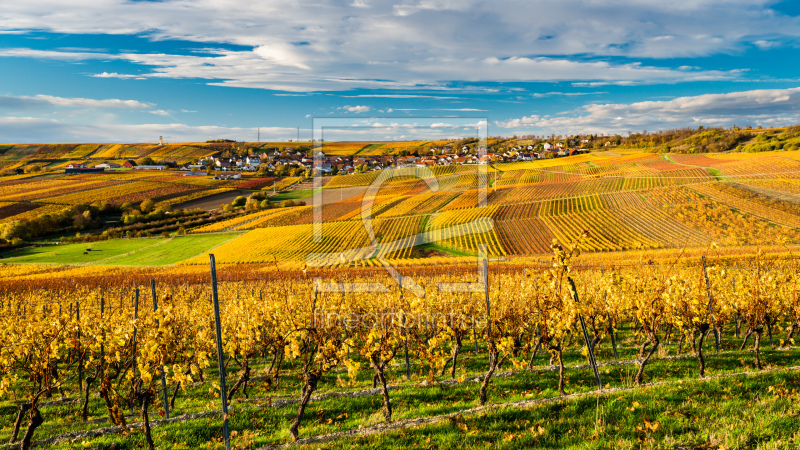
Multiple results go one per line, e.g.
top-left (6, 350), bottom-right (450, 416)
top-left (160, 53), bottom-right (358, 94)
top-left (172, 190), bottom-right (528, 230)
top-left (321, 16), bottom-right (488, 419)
top-left (232, 196), bottom-right (247, 207)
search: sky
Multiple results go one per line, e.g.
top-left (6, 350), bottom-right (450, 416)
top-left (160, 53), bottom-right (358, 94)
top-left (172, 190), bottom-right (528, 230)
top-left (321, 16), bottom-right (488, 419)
top-left (1, 0), bottom-right (800, 143)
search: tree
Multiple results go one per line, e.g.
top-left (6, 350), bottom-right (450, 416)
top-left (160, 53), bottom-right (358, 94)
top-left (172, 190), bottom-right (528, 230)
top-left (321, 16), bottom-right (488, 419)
top-left (140, 199), bottom-right (156, 214)
top-left (138, 156), bottom-right (156, 166)
top-left (1, 220), bottom-right (31, 242)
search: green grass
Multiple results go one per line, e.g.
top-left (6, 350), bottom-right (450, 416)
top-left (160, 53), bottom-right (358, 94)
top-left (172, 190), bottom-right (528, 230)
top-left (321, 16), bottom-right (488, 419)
top-left (7, 322), bottom-right (800, 449)
top-left (325, 369), bottom-right (800, 449)
top-left (0, 233), bottom-right (241, 265)
top-left (269, 189), bottom-right (315, 202)
top-left (707, 167), bottom-right (727, 181)
top-left (101, 233), bottom-right (242, 265)
top-left (416, 243), bottom-right (478, 257)
top-left (0, 238), bottom-right (163, 264)
top-left (32, 344), bottom-right (800, 450)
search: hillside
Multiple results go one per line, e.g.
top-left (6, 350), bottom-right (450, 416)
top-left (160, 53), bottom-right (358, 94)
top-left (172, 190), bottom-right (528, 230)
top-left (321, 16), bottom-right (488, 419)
top-left (2, 125), bottom-right (799, 175)
top-left (1, 147), bottom-right (799, 266)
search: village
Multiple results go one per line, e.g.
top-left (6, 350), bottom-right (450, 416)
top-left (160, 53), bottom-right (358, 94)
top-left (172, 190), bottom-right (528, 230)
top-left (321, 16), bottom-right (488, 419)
top-left (190, 141), bottom-right (592, 176)
top-left (60, 140), bottom-right (595, 178)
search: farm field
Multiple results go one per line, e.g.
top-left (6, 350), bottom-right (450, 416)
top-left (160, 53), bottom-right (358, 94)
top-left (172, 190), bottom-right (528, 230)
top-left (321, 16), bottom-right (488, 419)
top-left (1, 147), bottom-right (799, 266)
top-left (0, 171), bottom-right (289, 223)
top-left (0, 233), bottom-right (241, 265)
top-left (165, 148), bottom-right (800, 266)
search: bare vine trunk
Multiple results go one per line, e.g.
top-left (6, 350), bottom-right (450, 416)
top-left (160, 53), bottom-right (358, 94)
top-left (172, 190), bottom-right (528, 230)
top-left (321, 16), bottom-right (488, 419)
top-left (782, 320), bottom-right (799, 348)
top-left (9, 402), bottom-right (31, 444)
top-left (548, 343), bottom-right (567, 396)
top-left (19, 406), bottom-right (43, 450)
top-left (450, 337), bottom-right (461, 380)
top-left (479, 348), bottom-right (502, 405)
top-left (754, 328), bottom-right (763, 370)
top-left (139, 390), bottom-right (155, 450)
top-left (289, 370), bottom-right (321, 441)
top-left (81, 376), bottom-right (95, 421)
top-left (527, 339), bottom-right (542, 370)
top-left (99, 377), bottom-right (128, 433)
top-left (696, 328), bottom-right (709, 378)
top-left (227, 360), bottom-right (251, 402)
top-left (635, 337), bottom-right (659, 386)
top-left (739, 327), bottom-right (752, 350)
top-left (440, 336), bottom-right (462, 379)
top-left (370, 356), bottom-right (393, 421)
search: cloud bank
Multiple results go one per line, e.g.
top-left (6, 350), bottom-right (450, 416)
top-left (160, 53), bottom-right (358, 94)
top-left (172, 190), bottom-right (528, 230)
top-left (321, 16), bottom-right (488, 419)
top-left (2, 0), bottom-right (796, 91)
top-left (496, 87), bottom-right (800, 134)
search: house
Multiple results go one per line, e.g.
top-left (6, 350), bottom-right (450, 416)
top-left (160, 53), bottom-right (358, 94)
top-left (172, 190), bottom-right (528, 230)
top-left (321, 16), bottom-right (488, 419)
top-left (245, 156), bottom-right (261, 167)
top-left (214, 173), bottom-right (241, 180)
top-left (95, 162), bottom-right (121, 169)
top-left (123, 160), bottom-right (137, 168)
top-left (315, 163), bottom-right (333, 173)
top-left (66, 163), bottom-right (87, 169)
top-left (215, 157), bottom-right (232, 169)
top-left (183, 171), bottom-right (207, 177)
top-left (156, 160), bottom-right (177, 169)
top-left (135, 165), bottom-right (166, 170)
top-left (542, 143), bottom-right (553, 151)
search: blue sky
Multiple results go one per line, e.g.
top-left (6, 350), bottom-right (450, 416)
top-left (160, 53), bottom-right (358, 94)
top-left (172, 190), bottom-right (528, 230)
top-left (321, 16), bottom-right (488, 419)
top-left (1, 0), bottom-right (800, 143)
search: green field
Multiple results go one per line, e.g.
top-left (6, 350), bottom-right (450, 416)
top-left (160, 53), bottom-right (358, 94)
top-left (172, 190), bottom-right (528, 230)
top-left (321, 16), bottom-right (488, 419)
top-left (269, 189), bottom-right (315, 202)
top-left (0, 233), bottom-right (241, 265)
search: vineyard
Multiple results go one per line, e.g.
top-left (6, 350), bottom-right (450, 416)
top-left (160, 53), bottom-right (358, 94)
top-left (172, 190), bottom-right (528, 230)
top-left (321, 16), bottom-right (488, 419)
top-left (1, 143), bottom-right (800, 448)
top-left (159, 148), bottom-right (800, 266)
top-left (1, 244), bottom-right (800, 449)
top-left (0, 171), bottom-right (303, 224)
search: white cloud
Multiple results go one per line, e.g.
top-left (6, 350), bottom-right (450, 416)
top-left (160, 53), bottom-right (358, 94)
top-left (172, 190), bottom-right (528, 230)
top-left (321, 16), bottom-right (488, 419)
top-left (495, 87), bottom-right (800, 134)
top-left (341, 94), bottom-right (461, 99)
top-left (0, 94), bottom-right (153, 110)
top-left (0, 115), bottom-right (490, 143)
top-left (1, 0), bottom-right (795, 91)
top-left (0, 116), bottom-right (299, 143)
top-left (0, 47), bottom-right (742, 92)
top-left (341, 105), bottom-right (371, 113)
top-left (92, 72), bottom-right (146, 80)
